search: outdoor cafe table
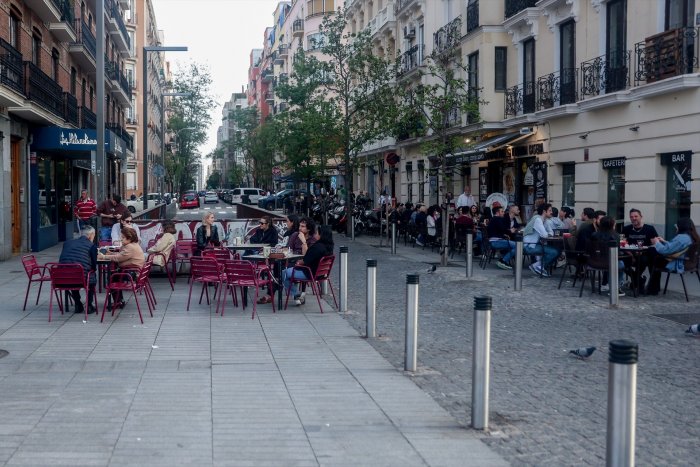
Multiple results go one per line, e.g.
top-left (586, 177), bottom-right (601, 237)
top-left (226, 244), bottom-right (269, 256)
top-left (241, 253), bottom-right (304, 309)
top-left (619, 245), bottom-right (651, 298)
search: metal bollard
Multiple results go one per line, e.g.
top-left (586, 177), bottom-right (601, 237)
top-left (391, 223), bottom-right (397, 255)
top-left (404, 274), bottom-right (419, 372)
top-left (321, 280), bottom-right (328, 296)
top-left (606, 340), bottom-right (638, 467)
top-left (366, 259), bottom-right (377, 338)
top-left (350, 212), bottom-right (355, 241)
top-left (514, 234), bottom-right (523, 291)
top-left (609, 240), bottom-right (619, 307)
top-left (466, 232), bottom-right (473, 278)
top-left (339, 246), bottom-right (348, 312)
top-left (472, 296), bottom-right (492, 430)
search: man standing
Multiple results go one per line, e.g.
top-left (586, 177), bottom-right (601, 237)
top-left (58, 225), bottom-right (97, 315)
top-left (523, 203), bottom-right (561, 276)
top-left (487, 205), bottom-right (516, 270)
top-left (456, 186), bottom-right (476, 210)
top-left (73, 189), bottom-right (97, 231)
top-left (97, 194), bottom-right (129, 242)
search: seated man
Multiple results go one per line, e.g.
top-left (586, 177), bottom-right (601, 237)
top-left (58, 225), bottom-right (98, 314)
top-left (487, 205), bottom-right (516, 270)
top-left (621, 208), bottom-right (658, 293)
top-left (575, 209), bottom-right (606, 252)
top-left (522, 203), bottom-right (561, 277)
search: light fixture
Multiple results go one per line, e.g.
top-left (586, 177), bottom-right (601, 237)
top-left (464, 137), bottom-right (471, 143)
top-left (579, 132), bottom-right (589, 140)
top-left (629, 125), bottom-right (639, 131)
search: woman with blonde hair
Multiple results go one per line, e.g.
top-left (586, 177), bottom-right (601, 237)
top-left (195, 212), bottom-right (220, 255)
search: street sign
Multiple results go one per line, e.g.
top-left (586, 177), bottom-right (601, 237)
top-left (152, 164), bottom-right (165, 178)
top-left (272, 166), bottom-right (282, 176)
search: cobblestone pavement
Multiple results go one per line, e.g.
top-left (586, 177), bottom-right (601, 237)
top-left (329, 236), bottom-right (699, 467)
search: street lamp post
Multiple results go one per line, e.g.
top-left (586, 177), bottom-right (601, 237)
top-left (142, 46), bottom-right (187, 210)
top-left (160, 92), bottom-right (191, 197)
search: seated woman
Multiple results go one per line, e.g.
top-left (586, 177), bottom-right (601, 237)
top-left (111, 214), bottom-right (140, 244)
top-left (277, 214), bottom-right (299, 248)
top-left (647, 217), bottom-right (699, 295)
top-left (98, 227), bottom-right (145, 308)
top-left (195, 212), bottom-right (220, 256)
top-left (146, 221), bottom-right (177, 267)
top-left (248, 215), bottom-right (278, 247)
top-left (283, 225), bottom-right (334, 306)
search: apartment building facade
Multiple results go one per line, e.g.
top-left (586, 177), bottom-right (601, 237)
top-left (347, 0), bottom-right (698, 237)
top-left (0, 0), bottom-right (134, 255)
top-left (214, 91), bottom-right (248, 187)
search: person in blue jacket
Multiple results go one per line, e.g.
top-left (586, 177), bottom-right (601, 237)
top-left (647, 217), bottom-right (699, 294)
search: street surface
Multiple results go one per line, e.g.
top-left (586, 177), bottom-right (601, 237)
top-left (175, 198), bottom-right (238, 221)
top-left (330, 235), bottom-right (699, 466)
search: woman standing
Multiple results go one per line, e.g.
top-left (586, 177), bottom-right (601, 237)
top-left (195, 212), bottom-right (220, 255)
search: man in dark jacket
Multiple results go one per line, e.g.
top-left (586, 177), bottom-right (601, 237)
top-left (58, 225), bottom-right (98, 314)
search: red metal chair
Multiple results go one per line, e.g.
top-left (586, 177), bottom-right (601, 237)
top-left (284, 255), bottom-right (337, 313)
top-left (99, 240), bottom-right (112, 247)
top-left (147, 251), bottom-right (174, 290)
top-left (187, 257), bottom-right (225, 311)
top-left (101, 268), bottom-right (149, 324)
top-left (220, 260), bottom-right (275, 319)
top-left (173, 240), bottom-right (196, 282)
top-left (202, 248), bottom-right (232, 262)
top-left (47, 263), bottom-right (96, 322)
top-left (21, 255), bottom-right (51, 310)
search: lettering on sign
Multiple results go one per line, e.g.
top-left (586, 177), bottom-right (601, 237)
top-left (528, 143), bottom-right (544, 155)
top-left (59, 132), bottom-right (97, 147)
top-left (659, 150), bottom-right (692, 167)
top-left (602, 157), bottom-right (626, 169)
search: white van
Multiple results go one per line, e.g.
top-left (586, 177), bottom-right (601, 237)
top-left (230, 188), bottom-right (265, 204)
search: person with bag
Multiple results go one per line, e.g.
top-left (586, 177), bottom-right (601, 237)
top-left (646, 217), bottom-right (699, 295)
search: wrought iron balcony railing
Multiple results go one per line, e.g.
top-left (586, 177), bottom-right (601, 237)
top-left (108, 0), bottom-right (130, 50)
top-left (505, 0), bottom-right (537, 19)
top-left (0, 39), bottom-right (24, 95)
top-left (63, 92), bottom-right (79, 126)
top-left (59, 0), bottom-right (75, 25)
top-left (292, 19), bottom-right (304, 35)
top-left (433, 17), bottom-right (461, 55)
top-left (537, 68), bottom-right (578, 110)
top-left (634, 27), bottom-right (699, 85)
top-left (395, 0), bottom-right (416, 15)
top-left (504, 81), bottom-right (536, 118)
top-left (72, 20), bottom-right (97, 60)
top-left (23, 61), bottom-right (64, 118)
top-left (398, 44), bottom-right (424, 76)
top-left (580, 51), bottom-right (630, 99)
top-left (80, 106), bottom-right (96, 129)
top-left (466, 1), bottom-right (479, 34)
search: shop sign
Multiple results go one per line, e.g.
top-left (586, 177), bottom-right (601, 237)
top-left (513, 143), bottom-right (545, 158)
top-left (660, 150), bottom-right (692, 192)
top-left (60, 131), bottom-right (97, 147)
top-left (659, 150), bottom-right (691, 166)
top-left (531, 161), bottom-right (547, 200)
top-left (602, 157), bottom-right (626, 169)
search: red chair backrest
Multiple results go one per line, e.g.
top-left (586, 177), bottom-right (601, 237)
top-left (223, 260), bottom-right (258, 285)
top-left (99, 240), bottom-right (112, 247)
top-left (190, 257), bottom-right (222, 279)
top-left (202, 248), bottom-right (231, 262)
top-left (314, 255), bottom-right (335, 280)
top-left (137, 262), bottom-right (152, 286)
top-left (49, 263), bottom-right (86, 288)
top-left (147, 238), bottom-right (158, 250)
top-left (22, 255), bottom-right (41, 279)
top-left (175, 240), bottom-right (195, 257)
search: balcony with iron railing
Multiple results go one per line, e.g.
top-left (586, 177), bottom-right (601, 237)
top-left (504, 81), bottom-right (536, 118)
top-left (80, 106), bottom-right (96, 129)
top-left (580, 51), bottom-right (630, 99)
top-left (0, 39), bottom-right (25, 96)
top-left (433, 17), bottom-right (461, 55)
top-left (48, 0), bottom-right (76, 41)
top-left (107, 0), bottom-right (131, 53)
top-left (395, 0), bottom-right (416, 16)
top-left (63, 92), bottom-right (79, 126)
top-left (106, 61), bottom-right (132, 103)
top-left (69, 20), bottom-right (96, 70)
top-left (466, 0), bottom-right (479, 34)
top-left (398, 44), bottom-right (424, 77)
top-left (373, 4), bottom-right (397, 34)
top-left (293, 19), bottom-right (304, 36)
top-left (505, 0), bottom-right (537, 19)
top-left (24, 0), bottom-right (62, 24)
top-left (634, 27), bottom-right (699, 85)
top-left (537, 68), bottom-right (578, 110)
top-left (23, 61), bottom-right (64, 118)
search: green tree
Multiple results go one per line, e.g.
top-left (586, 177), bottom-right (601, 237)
top-left (248, 121), bottom-right (280, 189)
top-left (206, 171), bottom-right (221, 189)
top-left (166, 62), bottom-right (216, 193)
top-left (395, 18), bottom-right (483, 265)
top-left (225, 106), bottom-right (260, 187)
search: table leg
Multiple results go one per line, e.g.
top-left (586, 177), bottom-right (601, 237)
top-left (276, 261), bottom-right (283, 310)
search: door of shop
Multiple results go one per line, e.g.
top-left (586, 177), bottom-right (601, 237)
top-left (11, 141), bottom-right (21, 253)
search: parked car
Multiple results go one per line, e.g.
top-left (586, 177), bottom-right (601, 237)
top-left (230, 188), bottom-right (265, 205)
top-left (257, 189), bottom-right (307, 211)
top-left (127, 193), bottom-right (162, 213)
top-left (180, 191), bottom-right (199, 209)
top-left (204, 191), bottom-right (218, 204)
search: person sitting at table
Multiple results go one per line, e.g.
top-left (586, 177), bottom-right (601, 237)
top-left (621, 209), bottom-right (659, 293)
top-left (249, 215), bottom-right (278, 247)
top-left (522, 203), bottom-right (561, 277)
top-left (288, 217), bottom-right (316, 255)
top-left (561, 207), bottom-right (576, 231)
top-left (277, 214), bottom-right (299, 248)
top-left (589, 216), bottom-right (626, 296)
top-left (59, 225), bottom-right (98, 315)
top-left (111, 214), bottom-right (140, 245)
top-left (146, 221), bottom-right (177, 267)
top-left (98, 227), bottom-right (145, 308)
top-left (487, 205), bottom-right (516, 270)
top-left (547, 207), bottom-right (566, 231)
top-left (575, 210), bottom-right (605, 252)
top-left (283, 225), bottom-right (335, 306)
top-left (195, 212), bottom-right (220, 256)
top-left (646, 217), bottom-right (699, 295)
top-left (507, 205), bottom-right (522, 231)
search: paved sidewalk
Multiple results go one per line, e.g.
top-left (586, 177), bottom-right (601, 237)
top-left (0, 246), bottom-right (506, 466)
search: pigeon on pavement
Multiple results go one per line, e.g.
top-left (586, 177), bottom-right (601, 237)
top-left (569, 346), bottom-right (596, 359)
top-left (685, 324), bottom-right (699, 336)
top-left (427, 264), bottom-right (437, 273)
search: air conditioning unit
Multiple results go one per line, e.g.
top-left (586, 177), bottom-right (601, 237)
top-left (519, 127), bottom-right (533, 135)
top-left (404, 26), bottom-right (416, 38)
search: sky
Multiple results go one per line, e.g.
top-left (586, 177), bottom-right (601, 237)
top-left (151, 0), bottom-right (282, 165)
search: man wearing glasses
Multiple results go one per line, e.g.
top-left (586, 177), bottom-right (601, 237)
top-left (111, 214), bottom-right (141, 244)
top-left (249, 215), bottom-right (279, 247)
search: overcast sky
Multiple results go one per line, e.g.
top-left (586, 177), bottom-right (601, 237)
top-left (151, 0), bottom-right (281, 163)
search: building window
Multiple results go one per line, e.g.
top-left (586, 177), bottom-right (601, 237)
top-left (494, 47), bottom-right (507, 91)
top-left (606, 0), bottom-right (627, 92)
top-left (51, 48), bottom-right (60, 81)
top-left (70, 67), bottom-right (77, 94)
top-left (523, 38), bottom-right (536, 113)
top-left (467, 52), bottom-right (479, 123)
top-left (417, 160), bottom-right (425, 203)
top-left (32, 34), bottom-right (41, 66)
top-left (561, 163), bottom-right (575, 207)
top-left (406, 161), bottom-right (413, 202)
top-left (661, 151), bottom-right (692, 238)
top-left (665, 0), bottom-right (692, 29)
top-left (307, 0), bottom-right (334, 16)
top-left (560, 20), bottom-right (576, 104)
top-left (9, 12), bottom-right (21, 49)
top-left (307, 33), bottom-right (325, 50)
top-left (89, 86), bottom-right (94, 110)
top-left (81, 78), bottom-right (87, 106)
top-left (604, 160), bottom-right (626, 226)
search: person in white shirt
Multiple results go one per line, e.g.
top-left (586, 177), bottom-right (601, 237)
top-left (522, 203), bottom-right (560, 276)
top-left (111, 215), bottom-right (141, 244)
top-left (456, 186), bottom-right (476, 210)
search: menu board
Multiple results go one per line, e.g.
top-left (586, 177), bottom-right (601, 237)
top-left (479, 167), bottom-right (488, 201)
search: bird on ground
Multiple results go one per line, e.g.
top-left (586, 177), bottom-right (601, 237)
top-left (569, 346), bottom-right (597, 359)
top-left (685, 324), bottom-right (699, 336)
top-left (427, 264), bottom-right (437, 273)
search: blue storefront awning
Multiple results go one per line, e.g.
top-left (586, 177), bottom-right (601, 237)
top-left (31, 127), bottom-right (126, 159)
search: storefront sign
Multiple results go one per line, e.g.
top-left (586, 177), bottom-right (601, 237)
top-left (601, 157), bottom-right (626, 169)
top-left (659, 150), bottom-right (692, 166)
top-left (660, 150), bottom-right (692, 192)
top-left (531, 161), bottom-right (547, 200)
top-left (31, 126), bottom-right (124, 154)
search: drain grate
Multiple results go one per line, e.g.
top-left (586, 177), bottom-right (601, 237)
top-left (651, 313), bottom-right (700, 325)
top-left (0, 350), bottom-right (8, 359)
